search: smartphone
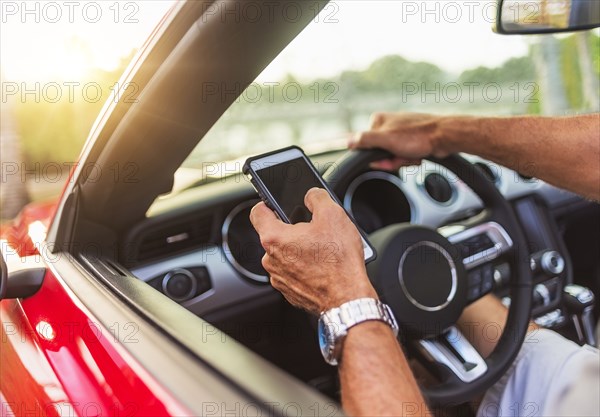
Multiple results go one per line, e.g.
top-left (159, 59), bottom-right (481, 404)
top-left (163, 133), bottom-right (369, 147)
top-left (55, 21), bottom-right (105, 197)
top-left (243, 146), bottom-right (376, 263)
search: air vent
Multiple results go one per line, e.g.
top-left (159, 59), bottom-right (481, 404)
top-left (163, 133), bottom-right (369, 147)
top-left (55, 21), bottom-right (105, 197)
top-left (423, 173), bottom-right (454, 204)
top-left (135, 215), bottom-right (213, 262)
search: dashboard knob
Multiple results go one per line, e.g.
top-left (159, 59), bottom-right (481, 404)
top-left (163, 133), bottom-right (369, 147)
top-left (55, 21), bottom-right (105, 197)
top-left (493, 263), bottom-right (510, 287)
top-left (162, 269), bottom-right (197, 302)
top-left (530, 250), bottom-right (565, 276)
top-left (533, 283), bottom-right (551, 307)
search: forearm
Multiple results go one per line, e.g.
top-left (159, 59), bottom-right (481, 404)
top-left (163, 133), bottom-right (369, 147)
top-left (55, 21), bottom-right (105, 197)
top-left (437, 114), bottom-right (600, 200)
top-left (339, 321), bottom-right (429, 416)
top-left (457, 295), bottom-right (538, 358)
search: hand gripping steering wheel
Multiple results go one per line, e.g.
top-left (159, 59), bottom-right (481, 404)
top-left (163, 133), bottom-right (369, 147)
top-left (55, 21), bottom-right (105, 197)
top-left (324, 150), bottom-right (532, 406)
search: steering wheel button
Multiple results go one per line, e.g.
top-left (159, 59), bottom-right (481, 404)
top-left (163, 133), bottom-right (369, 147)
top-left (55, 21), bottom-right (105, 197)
top-left (468, 269), bottom-right (482, 286)
top-left (468, 286), bottom-right (481, 301)
top-left (482, 265), bottom-right (494, 283)
top-left (481, 275), bottom-right (494, 294)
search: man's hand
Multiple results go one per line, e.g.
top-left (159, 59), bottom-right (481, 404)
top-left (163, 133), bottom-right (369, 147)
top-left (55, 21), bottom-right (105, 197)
top-left (351, 111), bottom-right (600, 200)
top-left (350, 112), bottom-right (457, 171)
top-left (249, 187), bottom-right (377, 315)
top-left (251, 188), bottom-right (429, 416)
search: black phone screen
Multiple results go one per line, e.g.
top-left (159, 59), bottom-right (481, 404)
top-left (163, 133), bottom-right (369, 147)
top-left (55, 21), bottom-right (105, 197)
top-left (255, 157), bottom-right (323, 224)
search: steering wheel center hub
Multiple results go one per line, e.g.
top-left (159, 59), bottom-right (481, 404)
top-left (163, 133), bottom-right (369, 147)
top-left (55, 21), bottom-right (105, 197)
top-left (399, 242), bottom-right (457, 312)
top-left (367, 224), bottom-right (468, 338)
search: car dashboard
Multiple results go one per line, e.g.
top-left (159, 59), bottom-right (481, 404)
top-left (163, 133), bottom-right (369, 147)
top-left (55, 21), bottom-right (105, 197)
top-left (122, 151), bottom-right (590, 332)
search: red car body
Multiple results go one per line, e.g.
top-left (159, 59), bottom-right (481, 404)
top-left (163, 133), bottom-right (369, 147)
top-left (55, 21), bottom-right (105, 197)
top-left (1, 3), bottom-right (330, 414)
top-left (0, 0), bottom-right (192, 410)
top-left (1, 201), bottom-right (189, 416)
top-left (2, 1), bottom-right (598, 415)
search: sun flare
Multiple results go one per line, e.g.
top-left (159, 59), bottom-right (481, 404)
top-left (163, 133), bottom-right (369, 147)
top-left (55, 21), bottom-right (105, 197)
top-left (0, 1), bottom-right (174, 82)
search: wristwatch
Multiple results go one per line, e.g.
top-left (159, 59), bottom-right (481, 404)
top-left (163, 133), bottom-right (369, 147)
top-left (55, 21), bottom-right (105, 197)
top-left (318, 298), bottom-right (399, 366)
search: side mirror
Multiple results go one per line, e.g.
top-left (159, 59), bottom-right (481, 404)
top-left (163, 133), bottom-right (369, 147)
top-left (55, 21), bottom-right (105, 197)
top-left (0, 248), bottom-right (45, 300)
top-left (496, 0), bottom-right (600, 34)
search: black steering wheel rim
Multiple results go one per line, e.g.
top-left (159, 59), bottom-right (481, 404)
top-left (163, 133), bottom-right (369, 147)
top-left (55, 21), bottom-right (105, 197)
top-left (324, 149), bottom-right (532, 405)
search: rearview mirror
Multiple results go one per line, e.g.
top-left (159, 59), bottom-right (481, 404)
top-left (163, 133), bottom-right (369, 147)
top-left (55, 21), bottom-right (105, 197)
top-left (496, 0), bottom-right (600, 34)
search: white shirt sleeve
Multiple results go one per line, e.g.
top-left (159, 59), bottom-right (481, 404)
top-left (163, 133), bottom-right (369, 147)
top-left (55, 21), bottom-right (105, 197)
top-left (477, 329), bottom-right (600, 417)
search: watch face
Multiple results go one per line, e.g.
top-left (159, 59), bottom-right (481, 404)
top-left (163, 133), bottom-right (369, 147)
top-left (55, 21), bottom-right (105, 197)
top-left (318, 317), bottom-right (329, 357)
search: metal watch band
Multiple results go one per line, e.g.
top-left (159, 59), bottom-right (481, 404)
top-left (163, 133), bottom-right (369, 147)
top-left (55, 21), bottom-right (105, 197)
top-left (334, 298), bottom-right (399, 335)
top-left (319, 298), bottom-right (399, 365)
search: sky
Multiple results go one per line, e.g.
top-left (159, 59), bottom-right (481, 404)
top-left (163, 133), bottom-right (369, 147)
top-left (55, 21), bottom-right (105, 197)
top-left (0, 0), bottom-right (174, 81)
top-left (259, 0), bottom-right (532, 81)
top-left (0, 0), bottom-right (535, 83)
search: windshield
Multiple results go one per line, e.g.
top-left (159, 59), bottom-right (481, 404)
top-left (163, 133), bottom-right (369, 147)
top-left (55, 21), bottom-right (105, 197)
top-left (175, 0), bottom-right (599, 190)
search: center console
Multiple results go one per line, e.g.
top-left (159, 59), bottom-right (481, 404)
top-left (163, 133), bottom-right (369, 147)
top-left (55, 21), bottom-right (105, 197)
top-left (490, 195), bottom-right (596, 345)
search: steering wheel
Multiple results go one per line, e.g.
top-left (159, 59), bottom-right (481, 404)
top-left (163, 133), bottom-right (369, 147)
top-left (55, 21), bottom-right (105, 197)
top-left (323, 150), bottom-right (533, 406)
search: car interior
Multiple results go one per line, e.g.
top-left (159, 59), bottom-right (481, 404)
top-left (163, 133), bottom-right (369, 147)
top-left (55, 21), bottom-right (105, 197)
top-left (47, 0), bottom-right (599, 412)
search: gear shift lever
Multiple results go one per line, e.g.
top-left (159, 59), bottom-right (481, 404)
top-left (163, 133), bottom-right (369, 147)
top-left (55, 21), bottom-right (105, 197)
top-left (563, 284), bottom-right (596, 346)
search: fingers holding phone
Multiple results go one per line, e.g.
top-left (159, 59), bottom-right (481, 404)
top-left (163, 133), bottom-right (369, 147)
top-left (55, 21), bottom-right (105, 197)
top-left (243, 146), bottom-right (375, 262)
top-left (250, 187), bottom-right (376, 315)
top-left (245, 146), bottom-right (378, 315)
